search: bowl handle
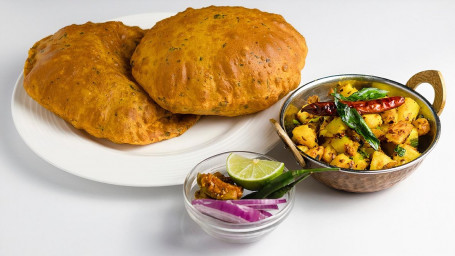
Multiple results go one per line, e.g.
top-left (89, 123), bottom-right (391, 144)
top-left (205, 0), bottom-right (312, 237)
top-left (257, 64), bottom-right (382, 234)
top-left (270, 119), bottom-right (306, 167)
top-left (406, 70), bottom-right (446, 116)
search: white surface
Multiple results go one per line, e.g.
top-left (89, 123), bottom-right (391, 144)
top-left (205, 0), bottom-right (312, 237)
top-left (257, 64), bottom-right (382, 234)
top-left (0, 0), bottom-right (454, 255)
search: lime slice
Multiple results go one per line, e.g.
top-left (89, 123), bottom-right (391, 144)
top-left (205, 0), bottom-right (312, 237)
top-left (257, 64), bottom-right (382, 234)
top-left (226, 153), bottom-right (285, 191)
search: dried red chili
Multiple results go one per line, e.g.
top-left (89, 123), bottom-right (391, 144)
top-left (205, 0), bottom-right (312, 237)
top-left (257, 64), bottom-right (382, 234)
top-left (301, 96), bottom-right (405, 116)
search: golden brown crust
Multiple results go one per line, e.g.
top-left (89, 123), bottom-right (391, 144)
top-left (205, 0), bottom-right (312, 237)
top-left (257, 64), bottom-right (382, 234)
top-left (23, 21), bottom-right (199, 145)
top-left (131, 6), bottom-right (308, 116)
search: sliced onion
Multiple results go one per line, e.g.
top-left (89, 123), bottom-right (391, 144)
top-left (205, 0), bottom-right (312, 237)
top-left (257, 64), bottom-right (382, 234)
top-left (192, 199), bottom-right (270, 223)
top-left (229, 198), bottom-right (287, 206)
top-left (258, 210), bottom-right (273, 217)
top-left (244, 204), bottom-right (279, 210)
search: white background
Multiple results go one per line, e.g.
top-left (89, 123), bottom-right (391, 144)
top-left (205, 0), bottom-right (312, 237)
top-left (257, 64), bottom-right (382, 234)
top-left (1, 0), bottom-right (454, 255)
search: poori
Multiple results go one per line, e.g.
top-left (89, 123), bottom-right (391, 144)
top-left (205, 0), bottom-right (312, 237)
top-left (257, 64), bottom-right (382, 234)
top-left (23, 21), bottom-right (199, 145)
top-left (131, 6), bottom-right (308, 116)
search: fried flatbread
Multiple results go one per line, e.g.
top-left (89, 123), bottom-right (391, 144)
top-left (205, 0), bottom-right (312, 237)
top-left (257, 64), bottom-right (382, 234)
top-left (131, 6), bottom-right (308, 116)
top-left (24, 21), bottom-right (199, 145)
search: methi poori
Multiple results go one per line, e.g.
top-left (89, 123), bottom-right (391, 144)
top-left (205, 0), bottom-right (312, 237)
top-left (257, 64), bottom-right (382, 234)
top-left (131, 6), bottom-right (308, 116)
top-left (23, 21), bottom-right (199, 145)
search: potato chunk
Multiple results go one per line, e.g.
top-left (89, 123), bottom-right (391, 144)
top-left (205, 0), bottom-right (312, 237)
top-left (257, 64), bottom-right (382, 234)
top-left (318, 116), bottom-right (332, 133)
top-left (330, 136), bottom-right (359, 156)
top-left (296, 105), bottom-right (314, 124)
top-left (405, 127), bottom-right (419, 147)
top-left (352, 152), bottom-right (369, 170)
top-left (307, 95), bottom-right (319, 104)
top-left (322, 145), bottom-right (337, 163)
top-left (381, 108), bottom-right (398, 125)
top-left (330, 153), bottom-right (353, 169)
top-left (319, 117), bottom-right (348, 137)
top-left (412, 118), bottom-right (430, 136)
top-left (363, 114), bottom-right (383, 129)
top-left (292, 125), bottom-right (318, 148)
top-left (371, 127), bottom-right (386, 141)
top-left (338, 82), bottom-right (358, 98)
top-left (397, 97), bottom-right (420, 122)
top-left (370, 151), bottom-right (396, 170)
top-left (393, 144), bottom-right (421, 165)
top-left (385, 120), bottom-right (414, 144)
top-left (305, 146), bottom-right (324, 160)
top-left (297, 145), bottom-right (309, 153)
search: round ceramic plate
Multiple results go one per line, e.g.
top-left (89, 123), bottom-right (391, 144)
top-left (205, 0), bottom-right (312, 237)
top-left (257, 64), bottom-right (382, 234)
top-left (11, 12), bottom-right (282, 187)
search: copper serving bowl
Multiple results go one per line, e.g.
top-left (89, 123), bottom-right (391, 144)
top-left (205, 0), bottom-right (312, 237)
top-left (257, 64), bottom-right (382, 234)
top-left (274, 70), bottom-right (446, 192)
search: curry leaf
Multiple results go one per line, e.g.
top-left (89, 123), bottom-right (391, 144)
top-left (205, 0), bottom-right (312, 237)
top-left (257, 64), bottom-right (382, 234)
top-left (394, 145), bottom-right (406, 157)
top-left (410, 138), bottom-right (419, 148)
top-left (333, 90), bottom-right (380, 150)
top-left (345, 88), bottom-right (388, 101)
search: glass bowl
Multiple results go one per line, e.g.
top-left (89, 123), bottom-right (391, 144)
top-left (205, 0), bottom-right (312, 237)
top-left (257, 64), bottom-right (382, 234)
top-left (183, 151), bottom-right (295, 243)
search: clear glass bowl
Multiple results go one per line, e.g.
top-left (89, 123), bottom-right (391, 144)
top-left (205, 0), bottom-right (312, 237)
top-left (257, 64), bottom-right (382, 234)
top-left (183, 151), bottom-right (295, 243)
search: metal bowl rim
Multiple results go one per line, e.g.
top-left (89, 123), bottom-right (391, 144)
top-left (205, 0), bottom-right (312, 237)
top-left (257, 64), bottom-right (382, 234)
top-left (279, 73), bottom-right (441, 175)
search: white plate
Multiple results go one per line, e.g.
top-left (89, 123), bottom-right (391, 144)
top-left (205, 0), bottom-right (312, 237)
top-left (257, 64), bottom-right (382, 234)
top-left (11, 13), bottom-right (282, 187)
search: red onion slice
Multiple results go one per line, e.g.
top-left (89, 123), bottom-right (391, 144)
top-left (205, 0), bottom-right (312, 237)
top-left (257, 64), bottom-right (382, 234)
top-left (192, 199), bottom-right (270, 223)
top-left (258, 210), bottom-right (273, 217)
top-left (245, 204), bottom-right (279, 210)
top-left (229, 198), bottom-right (287, 206)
